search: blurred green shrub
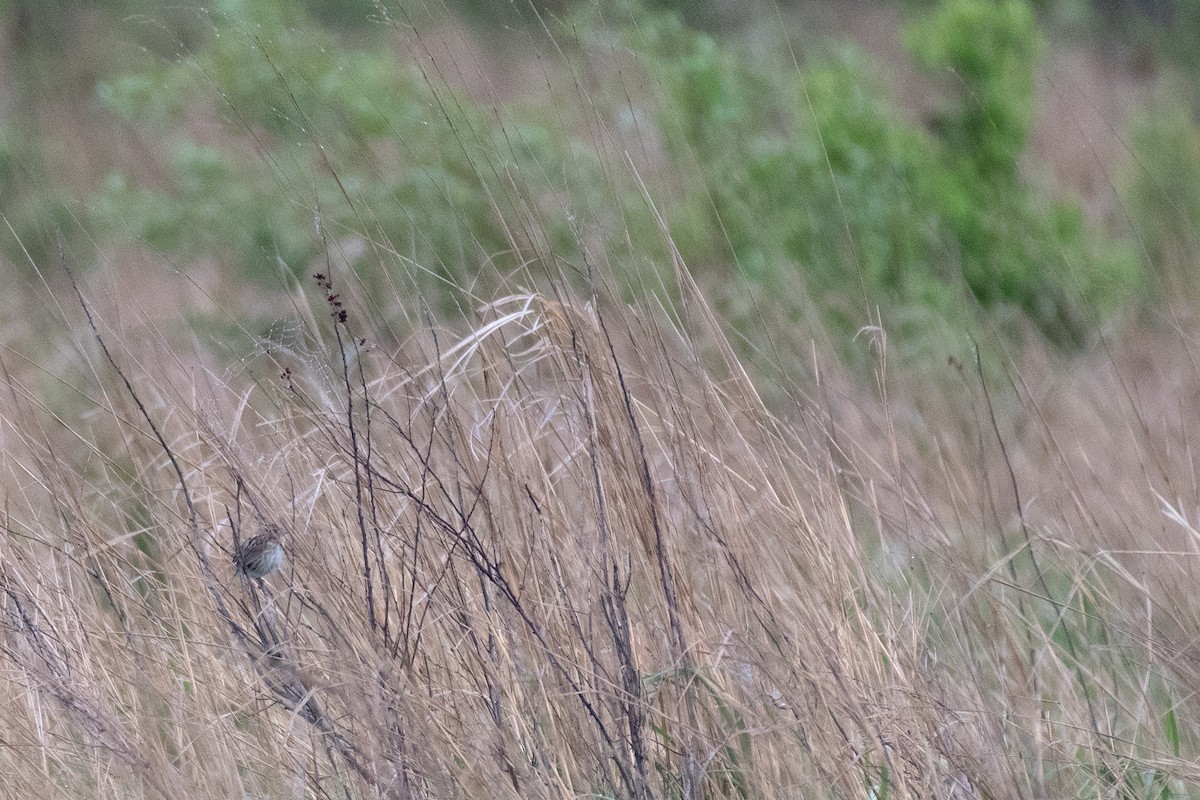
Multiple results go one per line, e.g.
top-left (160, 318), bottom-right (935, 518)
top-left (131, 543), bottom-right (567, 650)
top-left (904, 0), bottom-right (1138, 341)
top-left (1124, 103), bottom-right (1200, 298)
top-left (90, 0), bottom-right (1140, 351)
top-left (905, 0), bottom-right (1040, 181)
top-left (622, 0), bottom-right (1139, 347)
top-left (91, 0), bottom-right (596, 307)
top-left (0, 123), bottom-right (78, 272)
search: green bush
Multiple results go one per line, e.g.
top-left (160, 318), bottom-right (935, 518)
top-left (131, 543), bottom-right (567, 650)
top-left (91, 0), bottom-right (600, 308)
top-left (1124, 103), bottom-right (1200, 298)
top-left (622, 0), bottom-right (1139, 348)
top-left (904, 0), bottom-right (1139, 341)
top-left (90, 0), bottom-right (1140, 351)
top-left (0, 122), bottom-right (78, 272)
top-left (905, 0), bottom-right (1040, 181)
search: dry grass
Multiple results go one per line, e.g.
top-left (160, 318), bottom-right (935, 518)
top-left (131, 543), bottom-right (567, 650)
top-left (1, 6), bottom-right (1199, 800)
top-left (1, 251), bottom-right (1199, 799)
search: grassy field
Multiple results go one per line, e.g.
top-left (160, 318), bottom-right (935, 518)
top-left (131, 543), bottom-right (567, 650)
top-left (2, 2), bottom-right (1200, 798)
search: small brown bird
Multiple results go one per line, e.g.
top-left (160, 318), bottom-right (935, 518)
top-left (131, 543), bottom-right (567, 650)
top-left (233, 523), bottom-right (287, 579)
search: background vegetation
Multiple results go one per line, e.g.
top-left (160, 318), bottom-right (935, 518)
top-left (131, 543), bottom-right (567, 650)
top-left (3, 0), bottom-right (1200, 797)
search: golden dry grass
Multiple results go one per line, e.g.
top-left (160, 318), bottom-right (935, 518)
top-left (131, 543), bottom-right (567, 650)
top-left (1, 249), bottom-right (1200, 798)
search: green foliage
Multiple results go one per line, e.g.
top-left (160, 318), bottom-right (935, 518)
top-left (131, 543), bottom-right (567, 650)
top-left (96, 142), bottom-right (314, 283)
top-left (904, 0), bottom-right (1139, 340)
top-left (905, 0), bottom-right (1041, 179)
top-left (89, 0), bottom-right (1140, 351)
top-left (1124, 104), bottom-right (1200, 297)
top-left (1169, 0), bottom-right (1200, 79)
top-left (91, 0), bottom-right (593, 305)
top-left (622, 0), bottom-right (1139, 351)
top-left (0, 122), bottom-right (78, 272)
